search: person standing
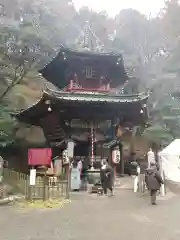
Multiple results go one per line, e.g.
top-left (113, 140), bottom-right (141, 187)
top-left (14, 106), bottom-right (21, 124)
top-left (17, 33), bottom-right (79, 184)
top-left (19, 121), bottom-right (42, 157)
top-left (77, 159), bottom-right (83, 179)
top-left (129, 153), bottom-right (139, 193)
top-left (100, 159), bottom-right (114, 196)
top-left (145, 162), bottom-right (164, 205)
top-left (147, 148), bottom-right (155, 168)
top-left (70, 159), bottom-right (81, 191)
top-left (157, 152), bottom-right (166, 196)
top-left (133, 161), bottom-right (140, 193)
top-left (0, 156), bottom-right (4, 183)
top-left (138, 157), bottom-right (148, 193)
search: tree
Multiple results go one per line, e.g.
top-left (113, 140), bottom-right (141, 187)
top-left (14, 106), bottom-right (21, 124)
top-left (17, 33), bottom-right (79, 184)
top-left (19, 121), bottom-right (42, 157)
top-left (0, 1), bottom-right (58, 145)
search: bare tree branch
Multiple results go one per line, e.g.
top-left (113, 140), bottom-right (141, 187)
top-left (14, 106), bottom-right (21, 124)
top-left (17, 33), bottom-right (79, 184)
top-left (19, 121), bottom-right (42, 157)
top-left (0, 55), bottom-right (37, 102)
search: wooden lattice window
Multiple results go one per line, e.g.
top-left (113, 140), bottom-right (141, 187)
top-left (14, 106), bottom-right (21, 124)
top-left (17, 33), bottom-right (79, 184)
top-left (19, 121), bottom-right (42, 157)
top-left (85, 66), bottom-right (97, 78)
top-left (85, 66), bottom-right (93, 78)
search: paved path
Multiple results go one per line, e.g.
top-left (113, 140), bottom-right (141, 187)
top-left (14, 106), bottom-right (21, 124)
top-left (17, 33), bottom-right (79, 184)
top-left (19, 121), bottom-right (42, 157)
top-left (0, 181), bottom-right (180, 240)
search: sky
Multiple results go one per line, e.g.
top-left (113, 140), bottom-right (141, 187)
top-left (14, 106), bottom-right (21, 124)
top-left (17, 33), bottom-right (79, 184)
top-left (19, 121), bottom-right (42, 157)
top-left (72, 0), bottom-right (165, 17)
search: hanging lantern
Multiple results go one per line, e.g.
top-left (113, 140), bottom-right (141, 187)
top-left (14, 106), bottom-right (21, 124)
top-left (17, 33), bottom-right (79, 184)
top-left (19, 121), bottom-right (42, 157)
top-left (62, 150), bottom-right (69, 164)
top-left (112, 147), bottom-right (121, 164)
top-left (67, 140), bottom-right (75, 159)
top-left (48, 106), bottom-right (52, 112)
top-left (45, 100), bottom-right (51, 105)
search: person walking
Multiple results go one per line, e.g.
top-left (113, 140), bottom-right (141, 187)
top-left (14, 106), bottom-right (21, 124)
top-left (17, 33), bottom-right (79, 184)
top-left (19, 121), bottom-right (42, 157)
top-left (100, 159), bottom-right (114, 196)
top-left (145, 162), bottom-right (164, 205)
top-left (138, 157), bottom-right (148, 193)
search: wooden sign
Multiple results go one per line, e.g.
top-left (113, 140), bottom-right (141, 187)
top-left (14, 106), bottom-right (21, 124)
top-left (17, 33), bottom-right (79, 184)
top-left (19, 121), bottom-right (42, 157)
top-left (28, 148), bottom-right (52, 166)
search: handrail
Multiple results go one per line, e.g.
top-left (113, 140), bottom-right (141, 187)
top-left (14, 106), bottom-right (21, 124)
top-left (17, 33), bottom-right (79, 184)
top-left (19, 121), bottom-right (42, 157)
top-left (45, 85), bottom-right (149, 99)
top-left (64, 80), bottom-right (110, 92)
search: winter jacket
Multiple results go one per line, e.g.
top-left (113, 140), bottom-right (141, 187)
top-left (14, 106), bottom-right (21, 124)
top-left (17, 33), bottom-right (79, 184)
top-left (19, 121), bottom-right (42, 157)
top-left (145, 167), bottom-right (164, 190)
top-left (100, 164), bottom-right (114, 188)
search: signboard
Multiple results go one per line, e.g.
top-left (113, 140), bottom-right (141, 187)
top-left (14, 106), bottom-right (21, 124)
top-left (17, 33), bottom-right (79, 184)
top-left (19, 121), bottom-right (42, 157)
top-left (28, 148), bottom-right (52, 166)
top-left (67, 141), bottom-right (74, 158)
top-left (70, 120), bottom-right (111, 129)
top-left (62, 150), bottom-right (69, 164)
top-left (30, 169), bottom-right (36, 186)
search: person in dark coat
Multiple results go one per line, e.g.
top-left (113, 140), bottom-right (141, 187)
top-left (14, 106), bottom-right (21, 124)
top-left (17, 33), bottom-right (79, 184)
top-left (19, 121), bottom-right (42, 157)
top-left (100, 159), bottom-right (114, 196)
top-left (145, 162), bottom-right (164, 205)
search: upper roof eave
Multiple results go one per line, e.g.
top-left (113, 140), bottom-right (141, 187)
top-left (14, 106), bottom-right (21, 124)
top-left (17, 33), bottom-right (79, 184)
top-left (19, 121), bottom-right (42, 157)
top-left (38, 46), bottom-right (124, 76)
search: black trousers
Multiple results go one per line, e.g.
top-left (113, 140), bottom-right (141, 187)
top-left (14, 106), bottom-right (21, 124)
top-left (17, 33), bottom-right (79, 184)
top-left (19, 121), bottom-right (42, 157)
top-left (150, 190), bottom-right (157, 204)
top-left (102, 183), bottom-right (112, 195)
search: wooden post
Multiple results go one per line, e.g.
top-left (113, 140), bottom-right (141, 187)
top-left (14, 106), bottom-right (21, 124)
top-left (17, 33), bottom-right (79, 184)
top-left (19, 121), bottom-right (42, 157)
top-left (70, 80), bottom-right (73, 90)
top-left (158, 153), bottom-right (165, 197)
top-left (43, 171), bottom-right (47, 201)
top-left (119, 142), bottom-right (124, 177)
top-left (91, 122), bottom-right (94, 169)
top-left (130, 126), bottom-right (138, 154)
top-left (111, 146), bottom-right (116, 181)
top-left (66, 162), bottom-right (70, 199)
top-left (114, 165), bottom-right (116, 179)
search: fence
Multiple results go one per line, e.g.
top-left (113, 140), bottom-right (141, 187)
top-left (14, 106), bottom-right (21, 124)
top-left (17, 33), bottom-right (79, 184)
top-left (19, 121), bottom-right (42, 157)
top-left (28, 176), bottom-right (69, 200)
top-left (2, 169), bottom-right (69, 200)
top-left (2, 168), bottom-right (29, 196)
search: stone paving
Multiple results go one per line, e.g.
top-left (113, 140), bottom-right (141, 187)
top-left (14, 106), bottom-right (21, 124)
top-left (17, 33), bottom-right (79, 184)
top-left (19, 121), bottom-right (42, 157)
top-left (0, 178), bottom-right (180, 240)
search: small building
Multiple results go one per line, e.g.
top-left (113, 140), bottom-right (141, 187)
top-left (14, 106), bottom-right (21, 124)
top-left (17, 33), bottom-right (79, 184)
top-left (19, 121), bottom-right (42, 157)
top-left (15, 24), bottom-right (149, 175)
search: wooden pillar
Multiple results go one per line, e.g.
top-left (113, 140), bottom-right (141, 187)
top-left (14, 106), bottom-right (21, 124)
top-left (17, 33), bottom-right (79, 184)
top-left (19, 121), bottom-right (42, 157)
top-left (110, 146), bottom-right (115, 179)
top-left (115, 121), bottom-right (124, 177)
top-left (90, 122), bottom-right (94, 169)
top-left (119, 141), bottom-right (124, 177)
top-left (130, 126), bottom-right (138, 154)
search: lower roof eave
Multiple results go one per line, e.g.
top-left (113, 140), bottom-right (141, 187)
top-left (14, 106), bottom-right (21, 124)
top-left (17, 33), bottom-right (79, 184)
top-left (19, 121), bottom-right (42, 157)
top-left (14, 89), bottom-right (149, 124)
top-left (43, 88), bottom-right (149, 104)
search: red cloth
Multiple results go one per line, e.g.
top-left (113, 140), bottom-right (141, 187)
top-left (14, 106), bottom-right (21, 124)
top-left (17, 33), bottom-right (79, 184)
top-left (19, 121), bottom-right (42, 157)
top-left (28, 148), bottom-right (52, 166)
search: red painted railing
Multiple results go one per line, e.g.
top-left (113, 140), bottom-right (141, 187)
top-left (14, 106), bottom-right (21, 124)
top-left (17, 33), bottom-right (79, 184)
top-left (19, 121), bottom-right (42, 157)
top-left (64, 80), bottom-right (110, 92)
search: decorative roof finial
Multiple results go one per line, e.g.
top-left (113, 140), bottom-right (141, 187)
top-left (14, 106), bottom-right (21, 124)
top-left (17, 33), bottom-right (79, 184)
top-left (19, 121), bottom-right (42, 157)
top-left (75, 21), bottom-right (105, 52)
